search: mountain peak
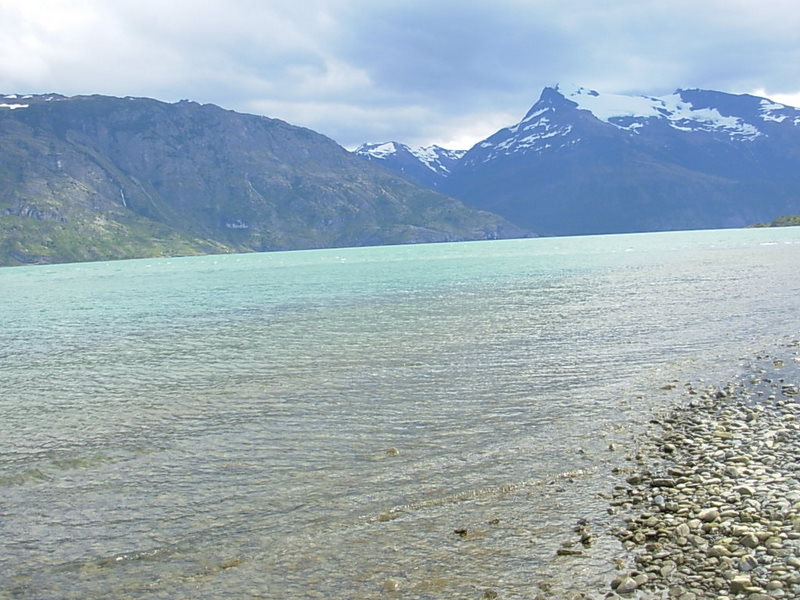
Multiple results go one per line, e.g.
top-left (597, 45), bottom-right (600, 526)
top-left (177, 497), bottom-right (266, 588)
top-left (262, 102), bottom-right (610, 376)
top-left (353, 142), bottom-right (466, 187)
top-left (509, 84), bottom-right (800, 147)
top-left (351, 84), bottom-right (800, 239)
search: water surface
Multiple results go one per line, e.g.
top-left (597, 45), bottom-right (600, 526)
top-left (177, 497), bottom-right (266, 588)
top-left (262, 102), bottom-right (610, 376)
top-left (2, 228), bottom-right (799, 599)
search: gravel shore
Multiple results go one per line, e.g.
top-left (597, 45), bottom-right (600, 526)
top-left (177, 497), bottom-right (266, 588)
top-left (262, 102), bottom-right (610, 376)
top-left (552, 340), bottom-right (800, 600)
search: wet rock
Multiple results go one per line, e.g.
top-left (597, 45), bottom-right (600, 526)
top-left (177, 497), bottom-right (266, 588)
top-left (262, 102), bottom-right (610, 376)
top-left (613, 575), bottom-right (639, 594)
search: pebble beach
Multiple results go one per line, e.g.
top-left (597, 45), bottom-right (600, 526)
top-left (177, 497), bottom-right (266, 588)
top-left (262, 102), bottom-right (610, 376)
top-left (551, 339), bottom-right (800, 600)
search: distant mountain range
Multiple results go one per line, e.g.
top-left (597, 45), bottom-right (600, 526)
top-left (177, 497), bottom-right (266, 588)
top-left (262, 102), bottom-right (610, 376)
top-left (0, 94), bottom-right (521, 266)
top-left (4, 85), bottom-right (798, 266)
top-left (356, 84), bottom-right (800, 236)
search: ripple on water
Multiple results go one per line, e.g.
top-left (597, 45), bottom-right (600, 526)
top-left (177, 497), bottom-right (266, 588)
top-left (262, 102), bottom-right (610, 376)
top-left (1, 229), bottom-right (799, 599)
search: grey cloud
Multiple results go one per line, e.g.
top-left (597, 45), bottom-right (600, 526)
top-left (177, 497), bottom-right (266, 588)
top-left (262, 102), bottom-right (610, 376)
top-left (1, 0), bottom-right (798, 149)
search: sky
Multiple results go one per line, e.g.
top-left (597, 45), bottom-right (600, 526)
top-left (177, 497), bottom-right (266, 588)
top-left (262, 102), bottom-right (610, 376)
top-left (2, 0), bottom-right (799, 150)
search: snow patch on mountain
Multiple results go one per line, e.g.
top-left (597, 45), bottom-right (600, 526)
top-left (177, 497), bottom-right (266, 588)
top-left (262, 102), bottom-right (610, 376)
top-left (556, 84), bottom-right (761, 140)
top-left (758, 98), bottom-right (800, 126)
top-left (471, 113), bottom-right (578, 163)
top-left (410, 145), bottom-right (466, 174)
top-left (360, 141), bottom-right (400, 159)
top-left (355, 142), bottom-right (466, 176)
top-left (760, 100), bottom-right (788, 122)
top-left (496, 120), bottom-right (573, 152)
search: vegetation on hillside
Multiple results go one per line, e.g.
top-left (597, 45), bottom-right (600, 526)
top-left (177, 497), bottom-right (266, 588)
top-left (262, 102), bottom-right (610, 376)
top-left (0, 94), bottom-right (521, 266)
top-left (749, 215), bottom-right (800, 228)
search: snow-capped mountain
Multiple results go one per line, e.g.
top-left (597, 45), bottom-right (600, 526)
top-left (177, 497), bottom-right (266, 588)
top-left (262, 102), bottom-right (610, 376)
top-left (354, 141), bottom-right (466, 188)
top-left (356, 85), bottom-right (800, 236)
top-left (463, 83), bottom-right (799, 165)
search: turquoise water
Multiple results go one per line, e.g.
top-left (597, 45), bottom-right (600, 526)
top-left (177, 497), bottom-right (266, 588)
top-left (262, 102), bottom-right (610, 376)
top-left (2, 229), bottom-right (799, 599)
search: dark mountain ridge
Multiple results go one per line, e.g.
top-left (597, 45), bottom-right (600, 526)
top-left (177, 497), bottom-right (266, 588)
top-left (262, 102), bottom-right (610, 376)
top-left (0, 93), bottom-right (522, 266)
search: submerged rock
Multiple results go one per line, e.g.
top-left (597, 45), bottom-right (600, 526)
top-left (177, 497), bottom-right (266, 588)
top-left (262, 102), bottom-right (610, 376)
top-left (383, 577), bottom-right (401, 591)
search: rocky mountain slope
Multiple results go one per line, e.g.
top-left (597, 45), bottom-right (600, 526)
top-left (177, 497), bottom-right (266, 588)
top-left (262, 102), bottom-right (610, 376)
top-left (358, 85), bottom-right (800, 236)
top-left (0, 94), bottom-right (522, 266)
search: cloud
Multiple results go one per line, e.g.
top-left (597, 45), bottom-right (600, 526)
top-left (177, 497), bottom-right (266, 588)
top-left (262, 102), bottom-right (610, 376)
top-left (1, 0), bottom-right (799, 149)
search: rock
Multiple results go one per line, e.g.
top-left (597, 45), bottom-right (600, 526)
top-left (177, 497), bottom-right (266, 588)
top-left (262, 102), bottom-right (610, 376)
top-left (698, 508), bottom-right (720, 522)
top-left (724, 466), bottom-right (742, 478)
top-left (626, 474), bottom-right (644, 485)
top-left (729, 575), bottom-right (752, 593)
top-left (740, 532), bottom-right (759, 548)
top-left (709, 544), bottom-right (732, 557)
top-left (599, 360), bottom-right (800, 600)
top-left (738, 555), bottom-right (758, 572)
top-left (383, 578), bottom-right (401, 591)
top-left (765, 580), bottom-right (784, 591)
top-left (378, 512), bottom-right (400, 522)
top-left (659, 560), bottom-right (677, 576)
top-left (651, 478), bottom-right (676, 488)
top-left (614, 575), bottom-right (639, 594)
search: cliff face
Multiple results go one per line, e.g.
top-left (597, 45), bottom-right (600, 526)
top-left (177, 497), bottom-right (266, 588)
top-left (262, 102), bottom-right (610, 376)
top-left (0, 94), bottom-right (523, 266)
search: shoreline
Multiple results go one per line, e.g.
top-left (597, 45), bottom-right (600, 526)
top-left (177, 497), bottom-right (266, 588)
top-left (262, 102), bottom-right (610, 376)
top-left (549, 338), bottom-right (800, 600)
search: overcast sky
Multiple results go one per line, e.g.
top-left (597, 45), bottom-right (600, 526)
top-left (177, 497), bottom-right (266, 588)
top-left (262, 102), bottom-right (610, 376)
top-left (2, 0), bottom-right (799, 149)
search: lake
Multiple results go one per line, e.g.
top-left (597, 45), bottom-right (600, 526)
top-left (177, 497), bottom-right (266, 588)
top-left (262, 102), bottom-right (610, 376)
top-left (2, 228), bottom-right (799, 599)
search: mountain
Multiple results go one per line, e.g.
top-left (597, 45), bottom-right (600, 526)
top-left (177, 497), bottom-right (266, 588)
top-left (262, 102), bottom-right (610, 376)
top-left (0, 94), bottom-right (522, 266)
top-left (353, 142), bottom-right (466, 188)
top-left (358, 85), bottom-right (800, 236)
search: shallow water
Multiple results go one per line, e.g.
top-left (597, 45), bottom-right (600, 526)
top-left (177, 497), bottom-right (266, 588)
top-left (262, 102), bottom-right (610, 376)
top-left (1, 228), bottom-right (799, 599)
